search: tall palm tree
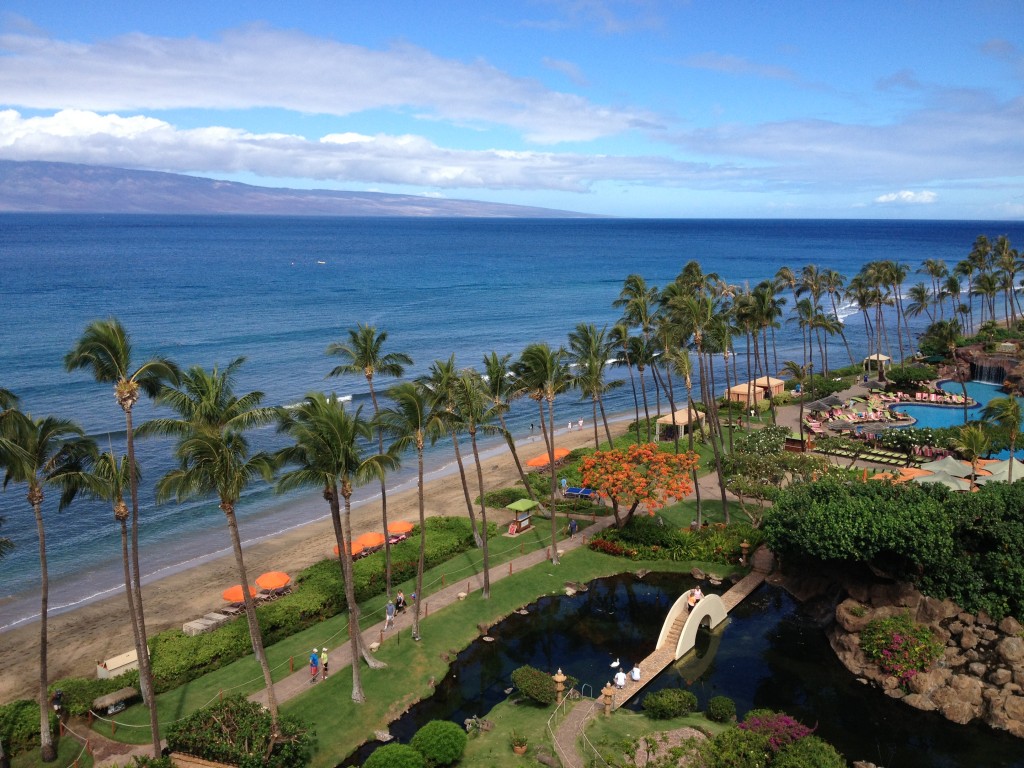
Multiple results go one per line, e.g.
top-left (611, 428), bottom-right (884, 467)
top-left (567, 323), bottom-right (620, 449)
top-left (905, 283), bottom-right (934, 324)
top-left (982, 397), bottom-right (1022, 481)
top-left (665, 346), bottom-right (703, 523)
top-left (821, 269), bottom-right (856, 366)
top-left (277, 393), bottom-right (395, 702)
top-left (514, 343), bottom-right (572, 564)
top-left (780, 361), bottom-right (809, 447)
top-left (610, 323), bottom-right (642, 444)
top-left (64, 319), bottom-right (177, 756)
top-left (453, 371), bottom-right (498, 598)
top-left (420, 356), bottom-right (481, 547)
top-left (375, 382), bottom-right (440, 641)
top-left (326, 325), bottom-right (412, 597)
top-left (143, 359), bottom-right (282, 736)
top-left (2, 412), bottom-right (94, 762)
top-left (951, 424), bottom-right (991, 480)
top-left (920, 259), bottom-right (949, 320)
top-left (481, 352), bottom-right (537, 502)
top-left (614, 275), bottom-right (663, 413)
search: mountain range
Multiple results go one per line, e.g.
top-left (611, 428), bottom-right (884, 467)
top-left (0, 160), bottom-right (592, 217)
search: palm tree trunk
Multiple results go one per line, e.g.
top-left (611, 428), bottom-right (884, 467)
top-left (546, 397), bottom-right (560, 565)
top-left (328, 487), bottom-right (365, 703)
top-left (497, 412), bottom-right (537, 502)
top-left (367, 381), bottom-right (394, 599)
top-left (32, 492), bottom-right (55, 763)
top-left (625, 361), bottom-right (641, 444)
top-left (638, 367), bottom-right (652, 442)
top-left (123, 409), bottom-right (160, 757)
top-left (413, 447), bottom-right (426, 640)
top-left (342, 488), bottom-right (385, 668)
top-left (536, 400), bottom-right (551, 456)
top-left (590, 398), bottom-right (600, 449)
top-left (467, 428), bottom-right (491, 598)
top-left (450, 433), bottom-right (482, 547)
top-left (223, 504), bottom-right (279, 730)
top-left (684, 386), bottom-right (703, 526)
top-left (118, 516), bottom-right (144, 718)
top-left (598, 397), bottom-right (614, 448)
top-left (697, 351), bottom-right (729, 523)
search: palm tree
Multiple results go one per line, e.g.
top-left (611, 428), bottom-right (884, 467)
top-left (481, 352), bottom-right (537, 502)
top-left (64, 318), bottom-right (177, 756)
top-left (143, 359), bottom-right (282, 736)
top-left (277, 393), bottom-right (395, 702)
top-left (326, 324), bottom-right (412, 597)
top-left (780, 361), bottom-right (809, 447)
top-left (920, 259), bottom-right (949, 319)
top-left (610, 323), bottom-right (642, 444)
top-left (982, 397), bottom-right (1022, 482)
top-left (821, 269), bottom-right (856, 366)
top-left (2, 412), bottom-right (94, 762)
top-left (420, 356), bottom-right (481, 547)
top-left (951, 424), bottom-right (991, 480)
top-left (514, 343), bottom-right (572, 564)
top-left (567, 324), bottom-right (620, 449)
top-left (614, 275), bottom-right (662, 413)
top-left (375, 382), bottom-right (440, 641)
top-left (905, 283), bottom-right (934, 324)
top-left (453, 371), bottom-right (498, 598)
top-left (665, 346), bottom-right (703, 523)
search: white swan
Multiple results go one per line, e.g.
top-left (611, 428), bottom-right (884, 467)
top-left (610, 658), bottom-right (620, 668)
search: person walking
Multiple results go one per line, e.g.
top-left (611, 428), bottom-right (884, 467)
top-left (320, 647), bottom-right (329, 680)
top-left (568, 518), bottom-right (578, 539)
top-left (309, 648), bottom-right (319, 684)
top-left (395, 590), bottom-right (406, 613)
top-left (385, 599), bottom-right (396, 630)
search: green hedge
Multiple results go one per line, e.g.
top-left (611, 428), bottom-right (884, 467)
top-left (149, 518), bottom-right (483, 691)
top-left (643, 688), bottom-right (697, 719)
top-left (50, 669), bottom-right (140, 717)
top-left (593, 517), bottom-right (762, 564)
top-left (0, 699), bottom-right (57, 755)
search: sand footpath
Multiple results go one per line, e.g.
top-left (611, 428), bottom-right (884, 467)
top-left (0, 422), bottom-right (615, 704)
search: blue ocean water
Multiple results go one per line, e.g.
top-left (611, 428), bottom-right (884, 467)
top-left (1, 215), bottom-right (1022, 631)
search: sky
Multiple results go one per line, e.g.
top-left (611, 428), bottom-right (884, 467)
top-left (0, 1), bottom-right (1021, 218)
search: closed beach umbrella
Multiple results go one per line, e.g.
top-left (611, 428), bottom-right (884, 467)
top-left (255, 571), bottom-right (291, 591)
top-left (388, 520), bottom-right (414, 534)
top-left (354, 531), bottom-right (386, 548)
top-left (222, 584), bottom-right (257, 603)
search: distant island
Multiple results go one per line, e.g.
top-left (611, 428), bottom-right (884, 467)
top-left (0, 160), bottom-right (595, 218)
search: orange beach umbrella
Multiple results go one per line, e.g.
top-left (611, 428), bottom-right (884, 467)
top-left (388, 520), bottom-right (414, 534)
top-left (255, 571), bottom-right (291, 591)
top-left (354, 531), bottom-right (386, 548)
top-left (222, 584), bottom-right (257, 603)
top-left (526, 447), bottom-right (570, 467)
top-left (333, 542), bottom-right (365, 557)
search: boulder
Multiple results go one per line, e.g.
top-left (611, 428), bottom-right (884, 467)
top-left (960, 628), bottom-right (980, 651)
top-left (836, 599), bottom-right (872, 633)
top-left (893, 581), bottom-right (922, 610)
top-left (998, 616), bottom-right (1023, 636)
top-left (997, 636), bottom-right (1024, 665)
top-left (902, 693), bottom-right (938, 712)
top-left (977, 610), bottom-right (994, 627)
top-left (990, 668), bottom-right (1013, 686)
top-left (1004, 694), bottom-right (1024, 723)
top-left (907, 667), bottom-right (949, 695)
top-left (950, 674), bottom-right (984, 706)
top-left (916, 596), bottom-right (955, 625)
top-left (968, 662), bottom-right (987, 678)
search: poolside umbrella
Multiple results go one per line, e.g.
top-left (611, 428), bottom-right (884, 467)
top-left (255, 571), bottom-right (291, 591)
top-left (526, 447), bottom-right (570, 467)
top-left (912, 471), bottom-right (972, 491)
top-left (354, 531), bottom-right (386, 549)
top-left (918, 456), bottom-right (973, 477)
top-left (388, 520), bottom-right (414, 534)
top-left (985, 458), bottom-right (1024, 477)
top-left (805, 394), bottom-right (845, 413)
top-left (222, 584), bottom-right (257, 603)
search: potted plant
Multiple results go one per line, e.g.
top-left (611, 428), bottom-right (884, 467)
top-left (510, 729), bottom-right (528, 755)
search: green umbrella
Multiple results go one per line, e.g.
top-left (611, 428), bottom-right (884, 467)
top-left (506, 498), bottom-right (540, 512)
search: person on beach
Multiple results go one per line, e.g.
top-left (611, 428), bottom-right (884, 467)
top-left (320, 648), bottom-right (329, 680)
top-left (561, 477), bottom-right (568, 495)
top-left (395, 590), bottom-right (406, 612)
top-left (577, 417), bottom-right (583, 430)
top-left (614, 669), bottom-right (627, 688)
top-left (568, 518), bottom-right (578, 539)
top-left (385, 599), bottom-right (396, 630)
top-left (309, 648), bottom-right (319, 683)
top-left (567, 421), bottom-right (572, 431)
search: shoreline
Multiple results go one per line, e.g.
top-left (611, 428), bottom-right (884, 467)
top-left (0, 418), bottom-right (625, 704)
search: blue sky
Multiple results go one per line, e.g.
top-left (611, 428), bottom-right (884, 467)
top-left (0, 1), bottom-right (1021, 218)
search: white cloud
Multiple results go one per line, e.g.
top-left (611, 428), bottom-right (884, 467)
top-left (873, 190), bottom-right (938, 204)
top-left (0, 109), bottom-right (731, 191)
top-left (0, 26), bottom-right (659, 144)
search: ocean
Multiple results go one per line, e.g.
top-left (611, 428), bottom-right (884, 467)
top-left (1, 215), bottom-right (1022, 631)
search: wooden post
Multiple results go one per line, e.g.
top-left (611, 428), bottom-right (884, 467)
top-left (289, 656), bottom-right (294, 673)
top-left (508, 562), bottom-right (512, 576)
top-left (87, 711), bottom-right (93, 726)
top-left (380, 629), bottom-right (384, 644)
top-left (111, 720), bottom-right (117, 736)
top-left (441, 574), bottom-right (446, 586)
top-left (520, 542), bottom-right (524, 554)
top-left (219, 689), bottom-right (223, 701)
top-left (425, 602), bottom-right (429, 617)
top-left (466, 580), bottom-right (470, 593)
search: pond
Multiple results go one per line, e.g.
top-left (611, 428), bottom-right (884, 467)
top-left (340, 573), bottom-right (1024, 767)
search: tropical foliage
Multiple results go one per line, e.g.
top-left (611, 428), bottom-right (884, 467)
top-left (860, 613), bottom-right (944, 689)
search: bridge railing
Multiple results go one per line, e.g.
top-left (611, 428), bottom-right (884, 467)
top-left (655, 590), bottom-right (694, 648)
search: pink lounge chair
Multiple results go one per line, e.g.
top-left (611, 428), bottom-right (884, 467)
top-left (915, 392), bottom-right (923, 401)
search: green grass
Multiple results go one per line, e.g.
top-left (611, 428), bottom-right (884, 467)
top-left (582, 707), bottom-right (731, 764)
top-left (11, 734), bottom-right (93, 768)
top-left (458, 698), bottom-right (563, 767)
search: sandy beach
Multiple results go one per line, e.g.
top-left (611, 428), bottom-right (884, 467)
top-left (0, 423), bottom-right (617, 704)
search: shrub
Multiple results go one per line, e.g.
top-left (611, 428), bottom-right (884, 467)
top-left (481, 487), bottom-right (530, 508)
top-left (51, 669), bottom-right (139, 717)
top-left (511, 665), bottom-right (558, 705)
top-left (130, 757), bottom-right (174, 768)
top-left (410, 720), bottom-right (467, 767)
top-left (860, 613), bottom-right (943, 688)
top-left (166, 695), bottom-right (315, 768)
top-left (642, 689), bottom-right (697, 719)
top-left (772, 735), bottom-right (846, 767)
top-left (364, 743), bottom-right (427, 768)
top-left (739, 709), bottom-right (813, 752)
top-left (616, 515), bottom-right (682, 548)
top-left (701, 727), bottom-right (771, 768)
top-left (705, 695), bottom-right (736, 723)
top-left (0, 699), bottom-right (57, 756)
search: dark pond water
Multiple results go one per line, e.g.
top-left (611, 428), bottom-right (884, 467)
top-left (340, 573), bottom-right (1024, 767)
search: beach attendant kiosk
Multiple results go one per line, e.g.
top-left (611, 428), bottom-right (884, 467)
top-left (505, 498), bottom-right (539, 535)
top-left (96, 648), bottom-right (138, 679)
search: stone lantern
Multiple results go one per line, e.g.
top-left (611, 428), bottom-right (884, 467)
top-left (601, 681), bottom-right (616, 716)
top-left (553, 668), bottom-right (567, 704)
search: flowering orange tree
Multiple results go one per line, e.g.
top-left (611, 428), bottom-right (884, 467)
top-left (580, 443), bottom-right (699, 527)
